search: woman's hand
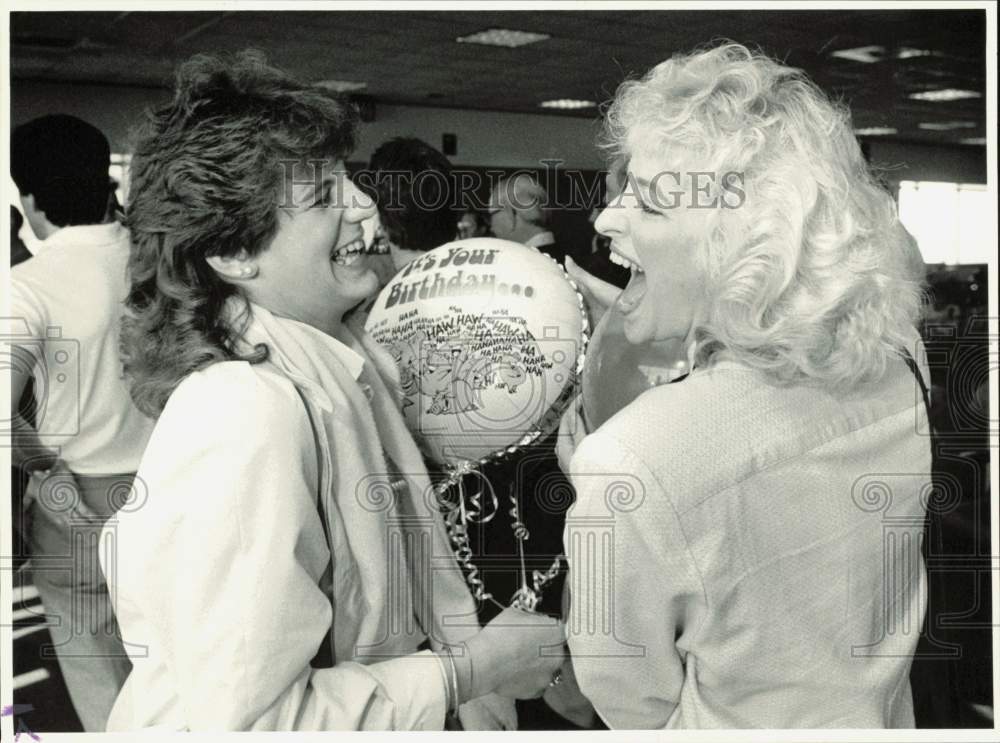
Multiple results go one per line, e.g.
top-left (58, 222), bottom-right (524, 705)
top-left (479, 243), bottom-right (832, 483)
top-left (556, 397), bottom-right (588, 473)
top-left (542, 655), bottom-right (598, 728)
top-left (455, 692), bottom-right (518, 731)
top-left (460, 606), bottom-right (566, 702)
top-left (565, 255), bottom-right (621, 331)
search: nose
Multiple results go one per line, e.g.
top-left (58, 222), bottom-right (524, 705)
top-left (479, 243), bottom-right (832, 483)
top-left (594, 200), bottom-right (624, 239)
top-left (344, 177), bottom-right (376, 221)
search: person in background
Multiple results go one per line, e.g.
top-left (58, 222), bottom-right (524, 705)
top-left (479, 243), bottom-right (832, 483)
top-left (361, 137), bottom-right (459, 285)
top-left (457, 208), bottom-right (489, 240)
top-left (488, 174), bottom-right (567, 265)
top-left (558, 42), bottom-right (929, 728)
top-left (10, 205), bottom-right (32, 266)
top-left (10, 205), bottom-right (33, 575)
top-left (107, 51), bottom-right (562, 731)
top-left (9, 113), bottom-right (156, 732)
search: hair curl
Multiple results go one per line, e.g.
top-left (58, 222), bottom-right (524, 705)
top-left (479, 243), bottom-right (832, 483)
top-left (602, 42), bottom-right (925, 389)
top-left (121, 50), bottom-right (358, 416)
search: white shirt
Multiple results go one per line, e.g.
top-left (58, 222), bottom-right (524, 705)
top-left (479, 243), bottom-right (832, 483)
top-left (9, 222), bottom-right (154, 474)
top-left (525, 230), bottom-right (556, 249)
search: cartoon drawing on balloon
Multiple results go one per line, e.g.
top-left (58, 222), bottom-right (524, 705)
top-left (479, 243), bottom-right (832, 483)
top-left (391, 329), bottom-right (426, 411)
top-left (496, 350), bottom-right (527, 393)
top-left (423, 343), bottom-right (476, 415)
top-left (375, 314), bottom-right (551, 416)
top-left (466, 355), bottom-right (494, 393)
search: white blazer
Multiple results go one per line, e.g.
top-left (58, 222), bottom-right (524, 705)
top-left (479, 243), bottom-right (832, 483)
top-left (103, 306), bottom-right (479, 730)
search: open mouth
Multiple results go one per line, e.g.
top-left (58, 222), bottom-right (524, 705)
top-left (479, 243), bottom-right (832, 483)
top-left (609, 244), bottom-right (647, 316)
top-left (609, 248), bottom-right (644, 273)
top-left (331, 238), bottom-right (367, 266)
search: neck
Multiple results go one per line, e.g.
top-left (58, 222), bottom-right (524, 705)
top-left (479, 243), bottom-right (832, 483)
top-left (39, 217), bottom-right (113, 241)
top-left (251, 299), bottom-right (347, 340)
top-left (300, 308), bottom-right (347, 339)
top-left (36, 221), bottom-right (61, 241)
top-left (511, 223), bottom-right (545, 244)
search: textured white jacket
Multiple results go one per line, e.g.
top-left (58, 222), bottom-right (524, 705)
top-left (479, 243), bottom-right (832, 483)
top-left (565, 356), bottom-right (931, 728)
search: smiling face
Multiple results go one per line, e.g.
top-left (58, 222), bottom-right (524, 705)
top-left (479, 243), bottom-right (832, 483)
top-left (247, 158), bottom-right (378, 334)
top-left (594, 151), bottom-right (710, 346)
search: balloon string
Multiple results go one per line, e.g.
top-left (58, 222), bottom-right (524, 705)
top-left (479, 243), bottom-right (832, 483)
top-left (439, 461), bottom-right (572, 614)
top-left (532, 556), bottom-right (563, 596)
top-left (458, 477), bottom-right (468, 529)
top-left (439, 470), bottom-right (506, 611)
top-left (508, 481), bottom-right (542, 611)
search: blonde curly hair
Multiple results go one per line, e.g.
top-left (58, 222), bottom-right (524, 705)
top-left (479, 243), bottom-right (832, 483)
top-left (603, 42), bottom-right (925, 389)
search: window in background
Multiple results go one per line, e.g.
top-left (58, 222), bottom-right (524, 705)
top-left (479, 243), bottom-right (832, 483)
top-left (897, 181), bottom-right (990, 265)
top-left (109, 153), bottom-right (132, 206)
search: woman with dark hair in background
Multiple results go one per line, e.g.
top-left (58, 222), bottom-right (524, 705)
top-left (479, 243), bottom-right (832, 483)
top-left (559, 43), bottom-right (929, 728)
top-left (104, 51), bottom-right (562, 731)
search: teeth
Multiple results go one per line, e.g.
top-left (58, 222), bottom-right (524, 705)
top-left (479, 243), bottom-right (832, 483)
top-left (332, 239), bottom-right (366, 266)
top-left (335, 251), bottom-right (362, 266)
top-left (368, 238), bottom-right (390, 255)
top-left (609, 250), bottom-right (643, 273)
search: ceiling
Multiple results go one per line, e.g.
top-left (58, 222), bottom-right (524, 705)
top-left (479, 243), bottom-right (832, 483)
top-left (9, 9), bottom-right (988, 146)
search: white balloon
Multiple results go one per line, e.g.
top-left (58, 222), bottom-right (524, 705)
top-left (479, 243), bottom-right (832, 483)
top-left (365, 238), bottom-right (585, 467)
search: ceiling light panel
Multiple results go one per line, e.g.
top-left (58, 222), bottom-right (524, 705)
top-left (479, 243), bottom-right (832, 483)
top-left (897, 48), bottom-right (941, 60)
top-left (315, 79), bottom-right (368, 93)
top-left (830, 45), bottom-right (885, 63)
top-left (909, 89), bottom-right (982, 102)
top-left (918, 121), bottom-right (977, 131)
top-left (539, 99), bottom-right (596, 110)
top-left (456, 28), bottom-right (550, 48)
top-left (853, 127), bottom-right (898, 136)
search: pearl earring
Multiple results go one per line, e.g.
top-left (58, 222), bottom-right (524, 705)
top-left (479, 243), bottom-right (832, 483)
top-left (240, 265), bottom-right (258, 279)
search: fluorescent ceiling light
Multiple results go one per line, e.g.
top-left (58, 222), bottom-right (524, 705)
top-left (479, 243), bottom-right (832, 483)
top-left (918, 121), bottom-right (977, 131)
top-left (315, 79), bottom-right (368, 93)
top-left (909, 89), bottom-right (982, 102)
top-left (960, 137), bottom-right (986, 145)
top-left (539, 99), bottom-right (596, 110)
top-left (897, 48), bottom-right (941, 60)
top-left (830, 45), bottom-right (884, 63)
top-left (853, 127), bottom-right (898, 136)
top-left (456, 28), bottom-right (550, 48)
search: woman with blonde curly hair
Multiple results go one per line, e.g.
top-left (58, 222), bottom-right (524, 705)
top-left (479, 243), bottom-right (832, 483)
top-left (104, 51), bottom-right (564, 731)
top-left (559, 43), bottom-right (929, 728)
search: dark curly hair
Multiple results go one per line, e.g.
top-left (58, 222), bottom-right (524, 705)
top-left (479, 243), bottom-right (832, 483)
top-left (121, 50), bottom-right (358, 416)
top-left (360, 137), bottom-right (458, 252)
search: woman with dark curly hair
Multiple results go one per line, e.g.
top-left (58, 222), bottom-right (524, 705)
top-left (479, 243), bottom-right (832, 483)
top-left (102, 51), bottom-right (563, 731)
top-left (559, 43), bottom-right (930, 728)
